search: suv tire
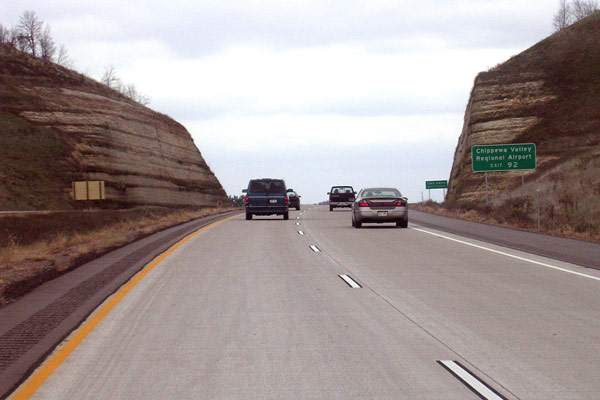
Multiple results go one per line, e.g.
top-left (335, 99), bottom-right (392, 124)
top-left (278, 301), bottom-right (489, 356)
top-left (283, 212), bottom-right (289, 220)
top-left (246, 213), bottom-right (252, 220)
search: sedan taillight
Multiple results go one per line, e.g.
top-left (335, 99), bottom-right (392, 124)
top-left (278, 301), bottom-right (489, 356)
top-left (396, 199), bottom-right (407, 207)
top-left (359, 201), bottom-right (369, 207)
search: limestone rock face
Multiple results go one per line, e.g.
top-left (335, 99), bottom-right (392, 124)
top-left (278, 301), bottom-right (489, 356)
top-left (0, 45), bottom-right (226, 208)
top-left (448, 14), bottom-right (600, 204)
top-left (448, 72), bottom-right (554, 203)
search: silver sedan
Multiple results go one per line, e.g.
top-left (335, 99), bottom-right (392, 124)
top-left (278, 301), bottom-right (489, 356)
top-left (351, 188), bottom-right (408, 228)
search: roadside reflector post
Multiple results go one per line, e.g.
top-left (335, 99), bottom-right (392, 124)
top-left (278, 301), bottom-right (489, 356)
top-left (485, 172), bottom-right (489, 206)
top-left (537, 189), bottom-right (541, 231)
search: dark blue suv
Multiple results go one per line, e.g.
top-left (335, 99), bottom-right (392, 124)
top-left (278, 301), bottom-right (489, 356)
top-left (243, 178), bottom-right (289, 220)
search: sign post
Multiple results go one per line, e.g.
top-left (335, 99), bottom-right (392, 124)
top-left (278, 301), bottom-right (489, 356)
top-left (425, 180), bottom-right (448, 202)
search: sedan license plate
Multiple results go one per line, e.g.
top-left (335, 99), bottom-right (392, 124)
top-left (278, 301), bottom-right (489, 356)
top-left (377, 211), bottom-right (388, 216)
top-left (269, 199), bottom-right (278, 203)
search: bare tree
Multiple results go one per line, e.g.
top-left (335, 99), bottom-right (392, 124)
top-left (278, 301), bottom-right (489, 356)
top-left (553, 0), bottom-right (572, 31)
top-left (554, 0), bottom-right (599, 31)
top-left (122, 83), bottom-right (150, 105)
top-left (101, 65), bottom-right (122, 90)
top-left (17, 10), bottom-right (43, 56)
top-left (0, 24), bottom-right (9, 44)
top-left (56, 44), bottom-right (72, 67)
top-left (100, 66), bottom-right (150, 105)
top-left (39, 25), bottom-right (56, 61)
top-left (572, 0), bottom-right (599, 20)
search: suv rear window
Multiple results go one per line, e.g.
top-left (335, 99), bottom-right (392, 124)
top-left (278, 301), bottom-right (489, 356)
top-left (249, 180), bottom-right (285, 194)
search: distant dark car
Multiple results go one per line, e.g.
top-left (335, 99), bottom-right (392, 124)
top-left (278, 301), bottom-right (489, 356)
top-left (328, 186), bottom-right (355, 211)
top-left (243, 178), bottom-right (289, 220)
top-left (287, 190), bottom-right (301, 210)
top-left (351, 187), bottom-right (408, 228)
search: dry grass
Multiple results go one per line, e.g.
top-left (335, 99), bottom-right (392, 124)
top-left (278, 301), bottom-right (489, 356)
top-left (0, 207), bottom-right (239, 305)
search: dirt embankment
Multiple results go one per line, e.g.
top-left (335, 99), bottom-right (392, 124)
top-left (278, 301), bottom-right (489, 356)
top-left (0, 207), bottom-right (240, 306)
top-left (411, 200), bottom-right (600, 244)
top-left (445, 14), bottom-right (600, 239)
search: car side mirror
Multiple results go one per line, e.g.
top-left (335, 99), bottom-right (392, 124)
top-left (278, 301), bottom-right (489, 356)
top-left (327, 192), bottom-right (330, 195)
top-left (242, 189), bottom-right (247, 193)
top-left (287, 188), bottom-right (293, 192)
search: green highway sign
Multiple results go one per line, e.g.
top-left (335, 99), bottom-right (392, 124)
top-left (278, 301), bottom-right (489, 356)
top-left (426, 180), bottom-right (448, 189)
top-left (472, 143), bottom-right (536, 172)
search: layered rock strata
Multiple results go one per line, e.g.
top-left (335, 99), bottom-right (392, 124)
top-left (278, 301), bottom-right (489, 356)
top-left (0, 45), bottom-right (226, 208)
top-left (448, 14), bottom-right (600, 204)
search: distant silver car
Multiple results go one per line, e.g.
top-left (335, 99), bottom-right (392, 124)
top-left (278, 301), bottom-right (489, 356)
top-left (351, 187), bottom-right (408, 228)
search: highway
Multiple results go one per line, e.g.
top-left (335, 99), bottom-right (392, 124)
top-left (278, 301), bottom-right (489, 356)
top-left (9, 206), bottom-right (600, 399)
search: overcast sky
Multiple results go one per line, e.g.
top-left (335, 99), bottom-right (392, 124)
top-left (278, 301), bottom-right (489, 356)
top-left (3, 1), bottom-right (557, 204)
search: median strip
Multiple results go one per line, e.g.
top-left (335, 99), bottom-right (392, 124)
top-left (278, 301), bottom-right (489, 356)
top-left (339, 274), bottom-right (361, 288)
top-left (437, 360), bottom-right (507, 400)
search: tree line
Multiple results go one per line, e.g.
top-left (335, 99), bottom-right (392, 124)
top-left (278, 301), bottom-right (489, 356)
top-left (553, 0), bottom-right (599, 31)
top-left (0, 10), bottom-right (150, 105)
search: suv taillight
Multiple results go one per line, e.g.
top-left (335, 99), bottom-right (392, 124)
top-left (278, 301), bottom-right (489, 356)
top-left (245, 196), bottom-right (249, 205)
top-left (284, 195), bottom-right (288, 204)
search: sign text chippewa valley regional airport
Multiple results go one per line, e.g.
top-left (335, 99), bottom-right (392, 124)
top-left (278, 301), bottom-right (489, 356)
top-left (471, 143), bottom-right (536, 172)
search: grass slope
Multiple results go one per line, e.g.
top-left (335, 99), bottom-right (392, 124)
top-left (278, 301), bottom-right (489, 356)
top-left (0, 112), bottom-right (74, 210)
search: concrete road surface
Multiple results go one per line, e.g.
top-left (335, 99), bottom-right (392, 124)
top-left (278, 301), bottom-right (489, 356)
top-left (12, 206), bottom-right (600, 399)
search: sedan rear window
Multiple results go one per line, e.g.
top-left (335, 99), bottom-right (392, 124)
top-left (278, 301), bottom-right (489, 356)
top-left (362, 189), bottom-right (401, 198)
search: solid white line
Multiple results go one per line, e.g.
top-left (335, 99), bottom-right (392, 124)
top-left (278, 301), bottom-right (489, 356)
top-left (439, 360), bottom-right (504, 400)
top-left (339, 274), bottom-right (361, 288)
top-left (298, 231), bottom-right (305, 235)
top-left (412, 227), bottom-right (600, 282)
top-left (310, 245), bottom-right (320, 252)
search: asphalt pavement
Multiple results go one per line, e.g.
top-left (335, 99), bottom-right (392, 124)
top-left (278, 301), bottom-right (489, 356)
top-left (3, 207), bottom-right (600, 399)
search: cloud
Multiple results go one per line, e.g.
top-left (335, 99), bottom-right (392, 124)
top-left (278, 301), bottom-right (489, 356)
top-left (125, 44), bottom-right (518, 121)
top-left (15, 0), bottom-right (553, 58)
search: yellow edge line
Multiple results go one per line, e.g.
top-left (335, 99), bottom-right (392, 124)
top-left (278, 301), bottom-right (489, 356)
top-left (11, 213), bottom-right (240, 400)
